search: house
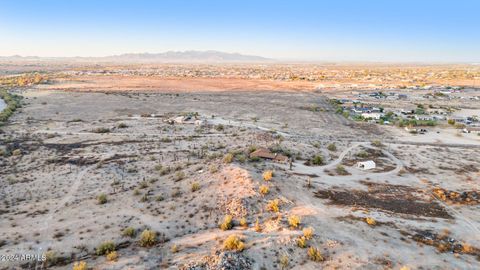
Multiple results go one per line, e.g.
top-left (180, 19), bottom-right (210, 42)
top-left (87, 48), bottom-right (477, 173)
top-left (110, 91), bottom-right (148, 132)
top-left (356, 160), bottom-right (376, 170)
top-left (249, 147), bottom-right (289, 163)
top-left (414, 115), bottom-right (435, 121)
top-left (361, 112), bottom-right (383, 120)
top-left (463, 127), bottom-right (480, 134)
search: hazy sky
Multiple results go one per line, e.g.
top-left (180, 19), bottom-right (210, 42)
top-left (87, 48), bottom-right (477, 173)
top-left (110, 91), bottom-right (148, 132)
top-left (1, 0), bottom-right (479, 62)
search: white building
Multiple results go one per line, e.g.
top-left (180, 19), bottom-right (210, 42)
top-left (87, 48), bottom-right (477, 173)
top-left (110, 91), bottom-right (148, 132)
top-left (357, 160), bottom-right (376, 170)
top-left (361, 112), bottom-right (383, 120)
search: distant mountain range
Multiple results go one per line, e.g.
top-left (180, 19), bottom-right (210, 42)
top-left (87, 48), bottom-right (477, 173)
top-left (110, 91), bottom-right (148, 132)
top-left (0, 50), bottom-right (273, 63)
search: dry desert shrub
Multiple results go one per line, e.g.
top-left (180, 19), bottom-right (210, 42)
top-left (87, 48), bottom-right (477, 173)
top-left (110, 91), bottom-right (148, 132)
top-left (254, 218), bottom-right (262, 232)
top-left (239, 217), bottom-right (248, 228)
top-left (106, 251), bottom-right (118, 262)
top-left (266, 199), bottom-right (280, 212)
top-left (139, 229), bottom-right (157, 247)
top-left (327, 143), bottom-right (337, 151)
top-left (279, 254), bottom-right (289, 269)
top-left (259, 185), bottom-right (269, 195)
top-left (288, 215), bottom-right (301, 229)
top-left (191, 182), bottom-right (200, 192)
top-left (122, 227), bottom-right (136, 238)
top-left (263, 170), bottom-right (273, 181)
top-left (171, 244), bottom-right (179, 253)
top-left (223, 235), bottom-right (245, 251)
top-left (96, 241), bottom-right (115, 255)
top-left (97, 193), bottom-right (107, 204)
top-left (220, 215), bottom-right (233, 231)
top-left (72, 261), bottom-right (87, 270)
top-left (297, 236), bottom-right (307, 248)
top-left (307, 247), bottom-right (324, 262)
top-left (303, 227), bottom-right (314, 240)
top-left (365, 217), bottom-right (377, 226)
top-left (223, 153), bottom-right (234, 163)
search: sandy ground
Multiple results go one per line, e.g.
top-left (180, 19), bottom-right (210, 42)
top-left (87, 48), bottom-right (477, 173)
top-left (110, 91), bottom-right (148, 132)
top-left (0, 87), bottom-right (480, 270)
top-left (37, 76), bottom-right (318, 92)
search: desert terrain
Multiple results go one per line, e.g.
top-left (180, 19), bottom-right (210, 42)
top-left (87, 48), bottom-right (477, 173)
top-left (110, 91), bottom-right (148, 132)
top-left (1, 64), bottom-right (480, 270)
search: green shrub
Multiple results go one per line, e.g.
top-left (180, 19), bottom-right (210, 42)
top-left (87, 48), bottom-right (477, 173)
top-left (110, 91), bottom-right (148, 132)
top-left (311, 155), bottom-right (324, 165)
top-left (97, 193), bottom-right (107, 204)
top-left (327, 143), bottom-right (337, 151)
top-left (191, 182), bottom-right (200, 192)
top-left (122, 227), bottom-right (136, 238)
top-left (96, 241), bottom-right (115, 255)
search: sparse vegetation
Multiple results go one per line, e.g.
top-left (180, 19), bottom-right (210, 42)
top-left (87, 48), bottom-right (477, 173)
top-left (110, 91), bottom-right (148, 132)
top-left (311, 155), bottom-right (324, 165)
top-left (335, 165), bottom-right (349, 175)
top-left (191, 182), bottom-right (200, 192)
top-left (262, 170), bottom-right (273, 181)
top-left (72, 261), bottom-right (88, 270)
top-left (279, 254), bottom-right (289, 269)
top-left (220, 215), bottom-right (233, 230)
top-left (223, 153), bottom-right (234, 163)
top-left (327, 143), bottom-right (337, 151)
top-left (239, 217), bottom-right (248, 228)
top-left (96, 241), bottom-right (115, 255)
top-left (122, 227), bottom-right (136, 238)
top-left (106, 251), bottom-right (118, 261)
top-left (365, 217), bottom-right (377, 226)
top-left (97, 193), bottom-right (108, 204)
top-left (223, 235), bottom-right (245, 251)
top-left (307, 247), bottom-right (324, 262)
top-left (139, 229), bottom-right (157, 247)
top-left (303, 227), bottom-right (314, 240)
top-left (297, 236), bottom-right (307, 248)
top-left (288, 215), bottom-right (301, 229)
top-left (266, 199), bottom-right (280, 212)
top-left (259, 185), bottom-right (269, 195)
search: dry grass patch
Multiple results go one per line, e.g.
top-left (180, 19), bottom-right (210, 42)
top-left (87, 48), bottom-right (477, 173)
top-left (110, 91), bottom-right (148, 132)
top-left (307, 247), bottom-right (324, 262)
top-left (263, 170), bottom-right (273, 181)
top-left (139, 229), bottom-right (157, 247)
top-left (220, 215), bottom-right (233, 231)
top-left (266, 199), bottom-right (280, 212)
top-left (223, 235), bottom-right (245, 251)
top-left (72, 261), bottom-right (88, 270)
top-left (259, 185), bottom-right (269, 195)
top-left (288, 215), bottom-right (301, 229)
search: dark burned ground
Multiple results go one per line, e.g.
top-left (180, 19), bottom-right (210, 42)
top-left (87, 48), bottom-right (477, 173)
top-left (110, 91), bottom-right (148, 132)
top-left (315, 181), bottom-right (452, 219)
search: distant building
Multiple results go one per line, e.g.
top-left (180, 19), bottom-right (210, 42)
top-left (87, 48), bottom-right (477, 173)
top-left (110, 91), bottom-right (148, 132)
top-left (356, 160), bottom-right (376, 170)
top-left (463, 127), bottom-right (480, 134)
top-left (361, 112), bottom-right (383, 120)
top-left (249, 147), bottom-right (289, 163)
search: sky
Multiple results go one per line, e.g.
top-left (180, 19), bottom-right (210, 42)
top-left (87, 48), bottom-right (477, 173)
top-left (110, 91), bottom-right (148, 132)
top-left (0, 0), bottom-right (479, 62)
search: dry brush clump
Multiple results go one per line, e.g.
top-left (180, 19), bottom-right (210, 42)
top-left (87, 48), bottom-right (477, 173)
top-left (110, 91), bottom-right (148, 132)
top-left (97, 193), bottom-right (108, 204)
top-left (297, 236), bottom-right (307, 248)
top-left (303, 227), bottom-right (314, 240)
top-left (307, 247), bottom-right (324, 262)
top-left (220, 215), bottom-right (234, 230)
top-left (266, 199), bottom-right (280, 212)
top-left (96, 241), bottom-right (115, 256)
top-left (262, 170), bottom-right (273, 181)
top-left (223, 235), bottom-right (245, 251)
top-left (106, 251), bottom-right (118, 262)
top-left (259, 185), bottom-right (269, 195)
top-left (72, 261), bottom-right (88, 270)
top-left (139, 229), bottom-right (157, 247)
top-left (365, 217), bottom-right (377, 226)
top-left (191, 182), bottom-right (200, 192)
top-left (288, 215), bottom-right (301, 229)
top-left (122, 227), bottom-right (136, 238)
